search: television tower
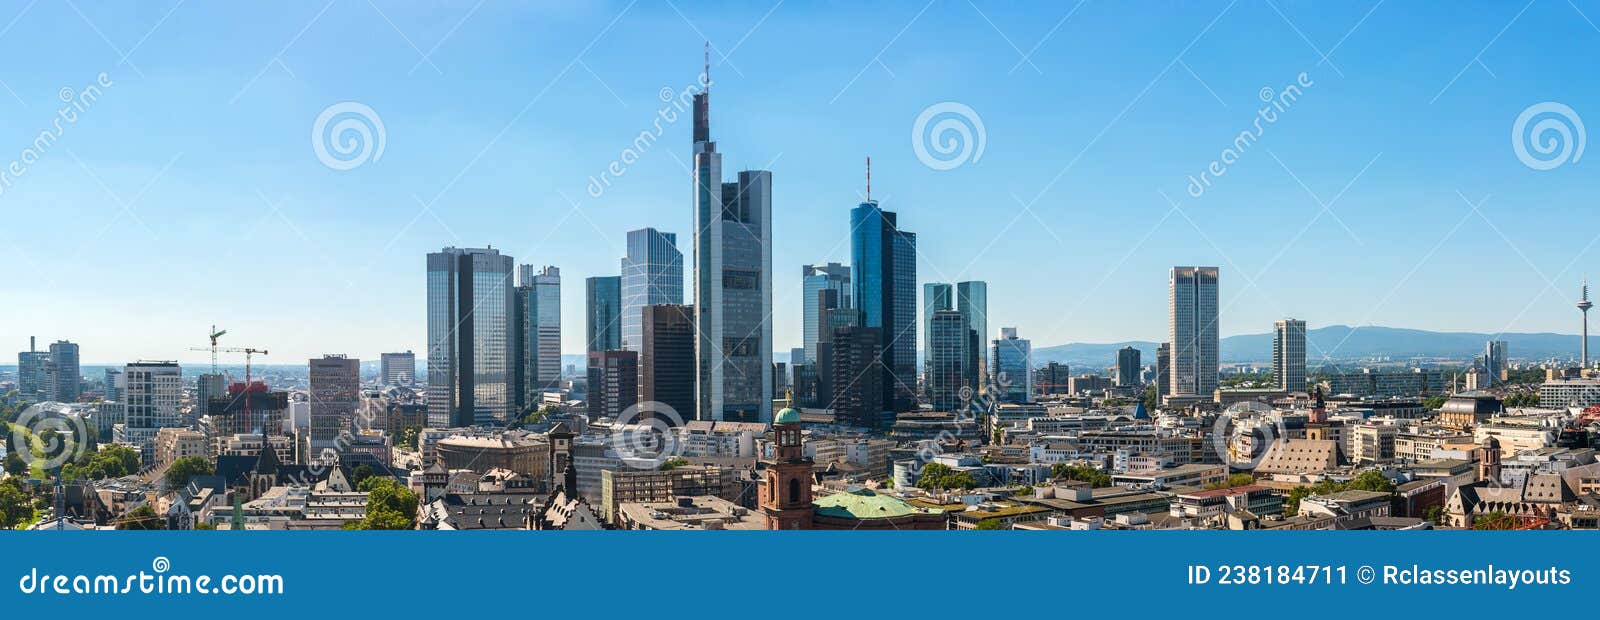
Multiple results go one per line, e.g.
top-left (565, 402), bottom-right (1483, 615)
top-left (1580, 279), bottom-right (1593, 368)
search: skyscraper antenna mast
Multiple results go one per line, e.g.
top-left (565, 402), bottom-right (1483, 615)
top-left (866, 156), bottom-right (872, 202)
top-left (704, 41), bottom-right (710, 88)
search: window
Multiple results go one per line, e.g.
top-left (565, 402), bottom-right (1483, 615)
top-left (787, 478), bottom-right (801, 504)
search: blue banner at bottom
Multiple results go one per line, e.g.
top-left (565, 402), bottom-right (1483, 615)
top-left (1, 532), bottom-right (1589, 615)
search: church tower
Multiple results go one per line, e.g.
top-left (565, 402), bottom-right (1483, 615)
top-left (760, 408), bottom-right (813, 529)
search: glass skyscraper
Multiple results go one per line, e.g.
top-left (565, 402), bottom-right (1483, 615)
top-left (851, 200), bottom-right (917, 414)
top-left (1169, 266), bottom-right (1219, 397)
top-left (586, 276), bottom-right (622, 353)
top-left (516, 265), bottom-right (562, 410)
top-left (427, 247), bottom-right (515, 427)
top-left (956, 281), bottom-right (988, 390)
top-left (927, 309), bottom-right (971, 411)
top-left (991, 327), bottom-right (1033, 404)
top-left (692, 73), bottom-right (773, 423)
top-left (621, 227), bottom-right (683, 352)
top-left (803, 263), bottom-right (851, 365)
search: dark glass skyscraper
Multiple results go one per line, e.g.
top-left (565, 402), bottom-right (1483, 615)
top-left (427, 247), bottom-right (515, 427)
top-left (850, 201), bottom-right (916, 415)
top-left (586, 276), bottom-right (622, 353)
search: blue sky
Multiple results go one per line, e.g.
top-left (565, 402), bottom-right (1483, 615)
top-left (3, 0), bottom-right (1599, 364)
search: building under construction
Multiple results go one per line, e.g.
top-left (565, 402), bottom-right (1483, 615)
top-left (201, 381), bottom-right (289, 439)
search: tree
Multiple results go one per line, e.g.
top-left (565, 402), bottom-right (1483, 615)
top-left (916, 462), bottom-right (978, 490)
top-left (1473, 510), bottom-right (1518, 530)
top-left (1423, 396), bottom-right (1448, 410)
top-left (658, 457), bottom-right (689, 471)
top-left (0, 477), bottom-right (33, 529)
top-left (1141, 384), bottom-right (1159, 411)
top-left (1203, 473), bottom-right (1256, 490)
top-left (350, 464), bottom-right (375, 487)
top-left (1424, 504), bottom-right (1447, 525)
top-left (1050, 463), bottom-right (1112, 488)
top-left (67, 445), bottom-right (141, 481)
top-left (3, 452), bottom-right (24, 477)
top-left (399, 425), bottom-right (422, 451)
top-left (1345, 470), bottom-right (1396, 493)
top-left (353, 477), bottom-right (419, 530)
top-left (118, 504), bottom-right (165, 530)
top-left (164, 456), bottom-right (214, 489)
top-left (974, 518), bottom-right (1004, 530)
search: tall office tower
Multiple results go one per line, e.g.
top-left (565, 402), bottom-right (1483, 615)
top-left (103, 368), bottom-right (123, 402)
top-left (427, 246), bottom-right (516, 427)
top-left (1156, 343), bottom-right (1172, 397)
top-left (1116, 346), bottom-right (1142, 388)
top-left (586, 276), bottom-right (622, 353)
top-left (309, 355), bottom-right (361, 457)
top-left (814, 288), bottom-right (858, 414)
top-left (1273, 319), bottom-right (1308, 392)
top-left (1483, 340), bottom-right (1508, 386)
top-left (692, 66), bottom-right (773, 423)
top-left (1037, 362), bottom-right (1071, 396)
top-left (992, 327), bottom-right (1034, 404)
top-left (851, 201), bottom-right (917, 414)
top-left (587, 350), bottom-right (639, 420)
top-left (803, 263), bottom-right (852, 365)
top-left (17, 337), bottom-right (48, 401)
top-left (923, 282), bottom-right (953, 388)
top-left (1169, 266), bottom-right (1220, 397)
top-left (195, 373), bottom-right (226, 425)
top-left (955, 282), bottom-right (989, 390)
top-left (639, 304), bottom-right (696, 423)
top-left (620, 228), bottom-right (684, 352)
top-left (45, 340), bottom-right (81, 402)
top-left (926, 310), bottom-right (973, 411)
top-left (829, 325), bottom-right (886, 429)
top-left (380, 351), bottom-right (416, 386)
top-left (119, 361), bottom-right (182, 462)
top-left (515, 264), bottom-right (562, 410)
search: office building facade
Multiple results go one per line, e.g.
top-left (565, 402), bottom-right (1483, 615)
top-left (992, 327), bottom-right (1033, 404)
top-left (640, 304), bottom-right (696, 424)
top-left (587, 350), bottom-right (639, 420)
top-left (1273, 319), bottom-right (1307, 392)
top-left (621, 227), bottom-right (683, 352)
top-left (515, 265), bottom-right (562, 409)
top-left (692, 76), bottom-right (773, 423)
top-left (427, 247), bottom-right (516, 427)
top-left (1116, 346), bottom-right (1141, 388)
top-left (586, 276), bottom-right (622, 353)
top-left (803, 263), bottom-right (851, 365)
top-left (380, 351), bottom-right (416, 386)
top-left (1169, 266), bottom-right (1220, 397)
top-left (851, 201), bottom-right (916, 414)
top-left (309, 355), bottom-right (361, 457)
top-left (926, 310), bottom-right (973, 411)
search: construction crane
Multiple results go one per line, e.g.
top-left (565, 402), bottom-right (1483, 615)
top-left (186, 344), bottom-right (270, 433)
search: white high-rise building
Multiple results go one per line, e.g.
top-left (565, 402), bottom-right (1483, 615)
top-left (1169, 266), bottom-right (1219, 397)
top-left (118, 360), bottom-right (183, 462)
top-left (1273, 319), bottom-right (1307, 392)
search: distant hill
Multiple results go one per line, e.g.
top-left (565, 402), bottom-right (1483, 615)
top-left (1031, 325), bottom-right (1595, 368)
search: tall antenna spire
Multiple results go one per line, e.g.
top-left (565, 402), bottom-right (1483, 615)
top-left (866, 156), bottom-right (872, 202)
top-left (704, 41), bottom-right (710, 90)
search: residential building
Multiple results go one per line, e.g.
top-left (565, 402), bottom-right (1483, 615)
top-left (118, 361), bottom-right (183, 461)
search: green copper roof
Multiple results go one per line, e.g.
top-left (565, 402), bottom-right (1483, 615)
top-left (813, 488), bottom-right (928, 520)
top-left (774, 407), bottom-right (800, 424)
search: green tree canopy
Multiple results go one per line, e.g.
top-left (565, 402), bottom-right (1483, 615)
top-left (0, 477), bottom-right (34, 529)
top-left (353, 477), bottom-right (419, 530)
top-left (916, 462), bottom-right (979, 490)
top-left (1050, 463), bottom-right (1112, 488)
top-left (118, 504), bottom-right (165, 530)
top-left (164, 456), bottom-right (215, 489)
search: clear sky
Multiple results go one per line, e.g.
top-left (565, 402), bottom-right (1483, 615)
top-left (4, 0), bottom-right (1599, 364)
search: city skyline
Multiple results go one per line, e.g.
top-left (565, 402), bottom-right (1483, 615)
top-left (4, 2), bottom-right (1600, 365)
